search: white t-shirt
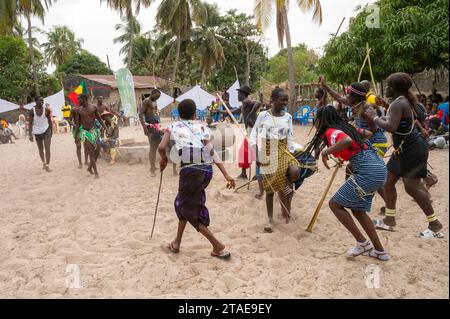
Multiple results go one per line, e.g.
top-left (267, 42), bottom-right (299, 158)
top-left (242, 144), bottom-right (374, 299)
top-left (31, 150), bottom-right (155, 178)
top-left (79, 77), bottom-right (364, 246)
top-left (249, 110), bottom-right (296, 153)
top-left (169, 120), bottom-right (211, 150)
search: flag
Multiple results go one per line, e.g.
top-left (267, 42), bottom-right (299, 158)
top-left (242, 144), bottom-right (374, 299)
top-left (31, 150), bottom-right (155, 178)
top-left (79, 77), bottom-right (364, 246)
top-left (115, 68), bottom-right (137, 117)
top-left (68, 81), bottom-right (87, 106)
top-left (226, 80), bottom-right (240, 109)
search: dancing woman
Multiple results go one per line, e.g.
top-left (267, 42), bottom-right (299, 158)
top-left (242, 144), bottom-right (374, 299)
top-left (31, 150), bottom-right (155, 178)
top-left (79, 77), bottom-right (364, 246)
top-left (304, 106), bottom-right (390, 261)
top-left (365, 73), bottom-right (444, 238)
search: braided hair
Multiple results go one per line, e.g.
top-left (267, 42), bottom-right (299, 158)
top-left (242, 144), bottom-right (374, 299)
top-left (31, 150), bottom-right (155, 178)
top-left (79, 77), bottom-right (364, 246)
top-left (304, 106), bottom-right (365, 157)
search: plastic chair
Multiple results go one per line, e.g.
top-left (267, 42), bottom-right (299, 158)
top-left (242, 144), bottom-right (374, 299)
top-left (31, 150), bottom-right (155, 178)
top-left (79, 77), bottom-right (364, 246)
top-left (308, 107), bottom-right (317, 124)
top-left (293, 111), bottom-right (301, 124)
top-left (171, 109), bottom-right (179, 121)
top-left (299, 106), bottom-right (311, 125)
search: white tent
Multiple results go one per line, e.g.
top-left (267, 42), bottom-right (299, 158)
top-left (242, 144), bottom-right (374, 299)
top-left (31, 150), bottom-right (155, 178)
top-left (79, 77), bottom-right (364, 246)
top-left (176, 85), bottom-right (216, 111)
top-left (24, 90), bottom-right (65, 118)
top-left (157, 91), bottom-right (174, 110)
top-left (226, 80), bottom-right (241, 109)
top-left (0, 99), bottom-right (19, 114)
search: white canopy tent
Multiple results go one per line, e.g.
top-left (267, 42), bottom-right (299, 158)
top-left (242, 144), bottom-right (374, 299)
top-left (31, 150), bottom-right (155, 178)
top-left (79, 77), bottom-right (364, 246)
top-left (226, 80), bottom-right (241, 109)
top-left (24, 90), bottom-right (65, 118)
top-left (176, 85), bottom-right (216, 111)
top-left (0, 99), bottom-right (19, 114)
top-left (0, 90), bottom-right (65, 118)
top-left (157, 91), bottom-right (174, 111)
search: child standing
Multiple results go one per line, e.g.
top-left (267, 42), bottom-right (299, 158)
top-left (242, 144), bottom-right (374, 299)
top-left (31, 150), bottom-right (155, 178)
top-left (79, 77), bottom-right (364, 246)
top-left (158, 99), bottom-right (236, 259)
top-left (304, 105), bottom-right (390, 261)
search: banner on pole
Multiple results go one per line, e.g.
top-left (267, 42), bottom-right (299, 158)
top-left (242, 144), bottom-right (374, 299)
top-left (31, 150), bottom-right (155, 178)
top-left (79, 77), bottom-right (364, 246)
top-left (115, 68), bottom-right (137, 117)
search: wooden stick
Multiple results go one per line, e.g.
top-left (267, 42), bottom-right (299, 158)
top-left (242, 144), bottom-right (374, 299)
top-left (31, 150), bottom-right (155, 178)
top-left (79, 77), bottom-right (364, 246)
top-left (358, 49), bottom-right (370, 83)
top-left (150, 171), bottom-right (164, 238)
top-left (248, 165), bottom-right (252, 190)
top-left (366, 43), bottom-right (379, 96)
top-left (235, 178), bottom-right (254, 191)
top-left (306, 163), bottom-right (342, 232)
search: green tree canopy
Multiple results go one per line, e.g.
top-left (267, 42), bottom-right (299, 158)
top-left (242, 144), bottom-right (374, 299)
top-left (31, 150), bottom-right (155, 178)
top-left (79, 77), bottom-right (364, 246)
top-left (264, 43), bottom-right (320, 84)
top-left (0, 35), bottom-right (60, 103)
top-left (57, 50), bottom-right (112, 75)
top-left (319, 0), bottom-right (449, 84)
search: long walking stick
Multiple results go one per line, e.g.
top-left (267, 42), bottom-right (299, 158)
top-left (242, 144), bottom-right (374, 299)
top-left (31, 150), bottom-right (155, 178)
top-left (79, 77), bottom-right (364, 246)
top-left (306, 162), bottom-right (342, 232)
top-left (150, 171), bottom-right (164, 238)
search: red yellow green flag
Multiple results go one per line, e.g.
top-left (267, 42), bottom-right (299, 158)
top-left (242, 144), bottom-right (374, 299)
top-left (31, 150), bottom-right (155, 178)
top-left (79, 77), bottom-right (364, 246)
top-left (68, 81), bottom-right (87, 106)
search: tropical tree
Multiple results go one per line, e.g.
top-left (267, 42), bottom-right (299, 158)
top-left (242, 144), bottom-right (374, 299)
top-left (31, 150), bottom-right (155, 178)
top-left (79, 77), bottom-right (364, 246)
top-left (319, 0), bottom-right (449, 87)
top-left (113, 15), bottom-right (142, 66)
top-left (57, 50), bottom-right (112, 75)
top-left (101, 0), bottom-right (151, 68)
top-left (152, 0), bottom-right (208, 86)
top-left (42, 25), bottom-right (83, 67)
top-left (0, 0), bottom-right (57, 95)
top-left (254, 0), bottom-right (322, 110)
top-left (12, 20), bottom-right (42, 49)
top-left (189, 25), bottom-right (225, 85)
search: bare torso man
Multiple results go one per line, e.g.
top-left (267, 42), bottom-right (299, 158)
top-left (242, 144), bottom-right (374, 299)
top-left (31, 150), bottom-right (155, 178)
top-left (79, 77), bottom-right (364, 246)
top-left (139, 89), bottom-right (161, 177)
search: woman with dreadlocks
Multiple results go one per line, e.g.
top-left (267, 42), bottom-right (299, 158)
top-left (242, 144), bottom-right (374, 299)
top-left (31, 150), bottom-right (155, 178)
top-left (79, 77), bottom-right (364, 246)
top-left (304, 105), bottom-right (390, 261)
top-left (365, 72), bottom-right (444, 238)
top-left (249, 88), bottom-right (302, 233)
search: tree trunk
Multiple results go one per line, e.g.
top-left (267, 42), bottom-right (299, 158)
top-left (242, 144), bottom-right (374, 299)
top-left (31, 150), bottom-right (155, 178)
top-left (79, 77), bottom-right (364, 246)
top-left (26, 12), bottom-right (40, 96)
top-left (282, 9), bottom-right (296, 113)
top-left (245, 41), bottom-right (250, 86)
top-left (171, 32), bottom-right (182, 89)
top-left (127, 12), bottom-right (134, 69)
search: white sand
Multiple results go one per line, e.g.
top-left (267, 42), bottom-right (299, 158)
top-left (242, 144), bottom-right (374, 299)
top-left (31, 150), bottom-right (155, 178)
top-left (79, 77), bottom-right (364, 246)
top-left (0, 121), bottom-right (448, 298)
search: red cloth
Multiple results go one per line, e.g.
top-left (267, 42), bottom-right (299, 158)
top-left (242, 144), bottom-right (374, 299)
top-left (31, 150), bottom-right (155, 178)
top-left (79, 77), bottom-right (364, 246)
top-left (325, 128), bottom-right (367, 161)
top-left (68, 92), bottom-right (79, 106)
top-left (238, 138), bottom-right (255, 169)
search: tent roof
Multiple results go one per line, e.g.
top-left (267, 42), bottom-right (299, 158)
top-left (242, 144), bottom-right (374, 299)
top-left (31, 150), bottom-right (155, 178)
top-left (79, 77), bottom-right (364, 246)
top-left (176, 85), bottom-right (216, 110)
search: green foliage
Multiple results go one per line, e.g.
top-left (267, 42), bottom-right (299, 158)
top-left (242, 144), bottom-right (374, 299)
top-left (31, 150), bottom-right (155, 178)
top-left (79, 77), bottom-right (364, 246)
top-left (265, 44), bottom-right (320, 84)
top-left (0, 35), bottom-right (61, 102)
top-left (319, 0), bottom-right (449, 84)
top-left (0, 35), bottom-right (31, 101)
top-left (207, 10), bottom-right (268, 91)
top-left (57, 50), bottom-right (112, 75)
top-left (42, 25), bottom-right (83, 66)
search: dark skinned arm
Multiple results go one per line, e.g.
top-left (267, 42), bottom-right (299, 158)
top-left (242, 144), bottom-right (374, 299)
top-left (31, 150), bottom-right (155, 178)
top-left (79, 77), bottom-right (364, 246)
top-left (28, 110), bottom-right (34, 141)
top-left (46, 108), bottom-right (53, 133)
top-left (319, 76), bottom-right (350, 105)
top-left (158, 130), bottom-right (171, 171)
top-left (365, 99), bottom-right (404, 133)
top-left (247, 101), bottom-right (261, 127)
top-left (321, 137), bottom-right (353, 169)
top-left (139, 100), bottom-right (149, 135)
top-left (95, 108), bottom-right (107, 131)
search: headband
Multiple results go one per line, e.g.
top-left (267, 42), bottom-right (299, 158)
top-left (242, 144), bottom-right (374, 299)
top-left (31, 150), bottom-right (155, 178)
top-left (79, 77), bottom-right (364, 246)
top-left (346, 85), bottom-right (367, 97)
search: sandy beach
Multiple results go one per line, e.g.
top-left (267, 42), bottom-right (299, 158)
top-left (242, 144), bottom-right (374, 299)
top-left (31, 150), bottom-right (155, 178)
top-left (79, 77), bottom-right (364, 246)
top-left (0, 120), bottom-right (448, 299)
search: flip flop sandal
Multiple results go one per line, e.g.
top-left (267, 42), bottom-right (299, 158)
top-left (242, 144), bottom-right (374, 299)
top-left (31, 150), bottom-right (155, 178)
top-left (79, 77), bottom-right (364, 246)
top-left (162, 243), bottom-right (180, 254)
top-left (419, 229), bottom-right (445, 239)
top-left (346, 241), bottom-right (374, 258)
top-left (373, 219), bottom-right (395, 232)
top-left (264, 225), bottom-right (273, 233)
top-left (211, 250), bottom-right (231, 259)
top-left (364, 250), bottom-right (391, 261)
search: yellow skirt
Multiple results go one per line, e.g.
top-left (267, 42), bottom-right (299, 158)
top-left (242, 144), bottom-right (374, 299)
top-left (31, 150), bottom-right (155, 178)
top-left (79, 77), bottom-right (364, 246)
top-left (259, 139), bottom-right (298, 193)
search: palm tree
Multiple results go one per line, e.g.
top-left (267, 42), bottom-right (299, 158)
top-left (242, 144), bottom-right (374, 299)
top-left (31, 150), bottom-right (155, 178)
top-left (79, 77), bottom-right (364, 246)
top-left (42, 25), bottom-right (83, 67)
top-left (255, 0), bottom-right (322, 110)
top-left (113, 15), bottom-right (141, 66)
top-left (12, 21), bottom-right (42, 49)
top-left (190, 25), bottom-right (225, 85)
top-left (1, 0), bottom-right (57, 95)
top-left (101, 0), bottom-right (151, 68)
top-left (152, 0), bottom-right (208, 85)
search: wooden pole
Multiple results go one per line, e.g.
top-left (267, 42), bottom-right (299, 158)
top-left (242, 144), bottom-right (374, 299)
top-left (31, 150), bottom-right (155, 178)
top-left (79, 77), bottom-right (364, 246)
top-left (366, 43), bottom-right (379, 96)
top-left (150, 171), bottom-right (164, 238)
top-left (328, 17), bottom-right (346, 48)
top-left (306, 162), bottom-right (342, 232)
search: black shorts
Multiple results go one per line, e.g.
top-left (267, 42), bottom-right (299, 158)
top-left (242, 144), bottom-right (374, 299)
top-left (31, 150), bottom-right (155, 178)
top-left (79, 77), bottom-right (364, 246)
top-left (35, 127), bottom-right (52, 142)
